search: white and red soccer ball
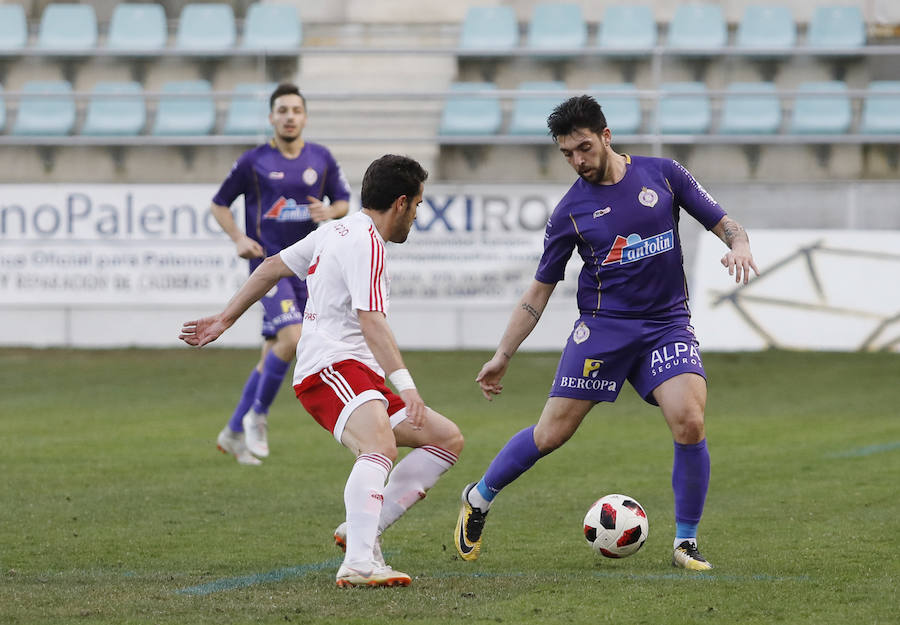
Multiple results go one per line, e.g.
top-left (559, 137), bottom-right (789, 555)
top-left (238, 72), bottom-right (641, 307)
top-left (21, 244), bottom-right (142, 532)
top-left (583, 494), bottom-right (649, 558)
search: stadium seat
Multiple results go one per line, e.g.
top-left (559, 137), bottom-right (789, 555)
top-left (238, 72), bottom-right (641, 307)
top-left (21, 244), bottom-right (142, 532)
top-left (657, 82), bottom-right (711, 134)
top-left (789, 81), bottom-right (851, 134)
top-left (667, 4), bottom-right (726, 52)
top-left (12, 80), bottom-right (76, 135)
top-left (597, 5), bottom-right (657, 55)
top-left (736, 5), bottom-right (796, 51)
top-left (588, 84), bottom-right (641, 135)
top-left (0, 4), bottom-right (27, 52)
top-left (0, 85), bottom-right (5, 132)
top-left (152, 80), bottom-right (216, 136)
top-left (82, 82), bottom-right (146, 136)
top-left (719, 82), bottom-right (781, 134)
top-left (224, 83), bottom-right (277, 135)
top-left (37, 4), bottom-right (98, 51)
top-left (526, 3), bottom-right (587, 53)
top-left (175, 4), bottom-right (236, 51)
top-left (439, 82), bottom-right (502, 136)
top-left (107, 3), bottom-right (168, 51)
top-left (459, 5), bottom-right (518, 51)
top-left (807, 6), bottom-right (865, 49)
top-left (242, 3), bottom-right (302, 51)
top-left (509, 81), bottom-right (566, 135)
top-left (860, 81), bottom-right (900, 134)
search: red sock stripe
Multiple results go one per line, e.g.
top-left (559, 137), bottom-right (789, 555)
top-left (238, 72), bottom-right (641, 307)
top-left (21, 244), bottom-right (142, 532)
top-left (420, 445), bottom-right (458, 465)
top-left (357, 452), bottom-right (393, 474)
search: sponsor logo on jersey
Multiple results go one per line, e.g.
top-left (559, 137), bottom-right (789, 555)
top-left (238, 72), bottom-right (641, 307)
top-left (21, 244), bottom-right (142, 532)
top-left (649, 341), bottom-right (702, 377)
top-left (268, 171), bottom-right (285, 180)
top-left (601, 230), bottom-right (675, 266)
top-left (582, 358), bottom-right (604, 377)
top-left (280, 299), bottom-right (295, 314)
top-left (573, 321), bottom-right (590, 343)
top-left (558, 376), bottom-right (617, 392)
top-left (593, 207), bottom-right (611, 218)
top-left (264, 196), bottom-right (310, 221)
top-left (302, 167), bottom-right (319, 186)
top-left (307, 254), bottom-right (320, 275)
top-left (638, 187), bottom-right (658, 207)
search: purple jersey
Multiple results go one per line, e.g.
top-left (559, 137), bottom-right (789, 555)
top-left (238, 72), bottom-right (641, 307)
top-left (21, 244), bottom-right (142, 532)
top-left (536, 155), bottom-right (726, 317)
top-left (212, 141), bottom-right (351, 265)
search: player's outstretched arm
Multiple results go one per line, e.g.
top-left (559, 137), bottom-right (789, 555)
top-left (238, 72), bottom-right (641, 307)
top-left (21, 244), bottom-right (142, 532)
top-left (179, 255), bottom-right (294, 347)
top-left (711, 216), bottom-right (760, 285)
top-left (477, 279), bottom-right (556, 401)
top-left (358, 310), bottom-right (426, 428)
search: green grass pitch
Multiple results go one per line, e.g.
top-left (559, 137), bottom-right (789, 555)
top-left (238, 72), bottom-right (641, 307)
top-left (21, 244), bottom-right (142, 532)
top-left (1, 348), bottom-right (898, 624)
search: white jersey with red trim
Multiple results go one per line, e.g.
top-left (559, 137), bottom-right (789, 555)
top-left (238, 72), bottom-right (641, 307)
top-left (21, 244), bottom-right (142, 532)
top-left (279, 211), bottom-right (388, 384)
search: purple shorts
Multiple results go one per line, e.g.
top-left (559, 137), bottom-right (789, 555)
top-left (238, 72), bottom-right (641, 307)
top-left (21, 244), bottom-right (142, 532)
top-left (549, 313), bottom-right (706, 405)
top-left (260, 275), bottom-right (306, 338)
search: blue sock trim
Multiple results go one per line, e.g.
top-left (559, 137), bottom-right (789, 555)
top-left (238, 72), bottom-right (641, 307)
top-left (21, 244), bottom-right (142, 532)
top-left (675, 521), bottom-right (699, 540)
top-left (476, 479), bottom-right (495, 502)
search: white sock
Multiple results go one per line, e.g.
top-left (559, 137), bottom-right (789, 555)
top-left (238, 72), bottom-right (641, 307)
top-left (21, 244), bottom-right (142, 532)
top-left (343, 453), bottom-right (392, 567)
top-left (378, 445), bottom-right (458, 534)
top-left (467, 484), bottom-right (492, 511)
top-left (674, 537), bottom-right (697, 550)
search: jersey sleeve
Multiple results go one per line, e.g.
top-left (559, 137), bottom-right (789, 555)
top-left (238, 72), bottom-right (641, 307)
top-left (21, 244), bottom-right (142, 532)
top-left (321, 149), bottom-right (351, 203)
top-left (279, 229), bottom-right (318, 279)
top-left (534, 205), bottom-right (578, 284)
top-left (212, 153), bottom-right (251, 207)
top-left (342, 225), bottom-right (386, 313)
top-left (666, 160), bottom-right (727, 230)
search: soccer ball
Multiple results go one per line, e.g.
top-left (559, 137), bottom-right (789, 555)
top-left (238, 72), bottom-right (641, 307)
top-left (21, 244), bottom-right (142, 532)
top-left (583, 494), bottom-right (649, 558)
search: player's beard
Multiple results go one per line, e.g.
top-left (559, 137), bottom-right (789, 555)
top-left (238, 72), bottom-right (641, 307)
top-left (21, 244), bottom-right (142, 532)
top-left (276, 130), bottom-right (301, 144)
top-left (578, 151), bottom-right (609, 184)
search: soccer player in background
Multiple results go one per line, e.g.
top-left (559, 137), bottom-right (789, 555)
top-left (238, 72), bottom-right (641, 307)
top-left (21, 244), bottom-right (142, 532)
top-left (181, 154), bottom-right (463, 588)
top-left (454, 95), bottom-right (759, 571)
top-left (210, 83), bottom-right (351, 465)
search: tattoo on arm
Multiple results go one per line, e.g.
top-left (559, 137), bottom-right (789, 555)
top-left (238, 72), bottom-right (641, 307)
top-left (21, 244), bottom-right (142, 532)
top-left (722, 218), bottom-right (749, 249)
top-left (521, 302), bottom-right (541, 323)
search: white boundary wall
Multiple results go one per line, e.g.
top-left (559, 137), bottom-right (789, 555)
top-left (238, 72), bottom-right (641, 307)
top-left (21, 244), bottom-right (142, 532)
top-left (1, 182), bottom-right (898, 351)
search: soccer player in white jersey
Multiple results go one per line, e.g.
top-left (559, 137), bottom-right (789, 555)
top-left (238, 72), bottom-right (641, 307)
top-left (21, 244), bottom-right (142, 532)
top-left (180, 155), bottom-right (463, 588)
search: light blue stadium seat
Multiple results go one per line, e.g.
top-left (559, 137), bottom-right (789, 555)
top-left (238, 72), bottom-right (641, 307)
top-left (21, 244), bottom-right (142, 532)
top-left (0, 4), bottom-right (27, 51)
top-left (37, 4), bottom-right (98, 51)
top-left (152, 80), bottom-right (216, 136)
top-left (12, 80), bottom-right (76, 135)
top-left (807, 6), bottom-right (865, 49)
top-left (82, 82), bottom-right (146, 136)
top-left (439, 82), bottom-right (502, 136)
top-left (107, 3), bottom-right (167, 51)
top-left (175, 4), bottom-right (236, 51)
top-left (597, 5), bottom-right (657, 55)
top-left (509, 81), bottom-right (566, 135)
top-left (588, 84), bottom-right (641, 134)
top-left (736, 5), bottom-right (796, 51)
top-left (860, 81), bottom-right (900, 134)
top-left (667, 4), bottom-right (726, 51)
top-left (657, 82), bottom-right (711, 134)
top-left (224, 83), bottom-right (277, 135)
top-left (243, 3), bottom-right (302, 51)
top-left (789, 81), bottom-right (851, 134)
top-left (719, 82), bottom-right (781, 134)
top-left (459, 5), bottom-right (518, 50)
top-left (527, 3), bottom-right (587, 53)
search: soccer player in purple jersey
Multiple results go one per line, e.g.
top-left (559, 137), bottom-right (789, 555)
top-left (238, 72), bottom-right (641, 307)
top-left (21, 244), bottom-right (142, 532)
top-left (454, 95), bottom-right (759, 570)
top-left (211, 83), bottom-right (351, 465)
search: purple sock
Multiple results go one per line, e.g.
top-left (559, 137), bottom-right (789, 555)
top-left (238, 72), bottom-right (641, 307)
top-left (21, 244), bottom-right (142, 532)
top-left (251, 351), bottom-right (291, 414)
top-left (672, 439), bottom-right (710, 530)
top-left (227, 368), bottom-right (261, 432)
top-left (479, 426), bottom-right (544, 500)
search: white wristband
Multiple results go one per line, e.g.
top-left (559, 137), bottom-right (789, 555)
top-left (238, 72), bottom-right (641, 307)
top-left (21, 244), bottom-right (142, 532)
top-left (388, 368), bottom-right (416, 392)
